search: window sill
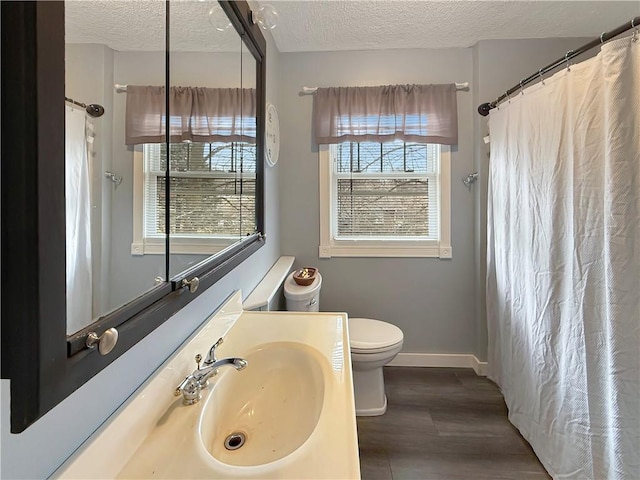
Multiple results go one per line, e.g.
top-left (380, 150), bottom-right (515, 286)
top-left (318, 243), bottom-right (452, 259)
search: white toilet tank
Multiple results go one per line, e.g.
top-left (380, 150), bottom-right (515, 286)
top-left (284, 271), bottom-right (322, 312)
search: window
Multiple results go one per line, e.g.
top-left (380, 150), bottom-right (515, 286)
top-left (319, 141), bottom-right (451, 258)
top-left (132, 141), bottom-right (256, 255)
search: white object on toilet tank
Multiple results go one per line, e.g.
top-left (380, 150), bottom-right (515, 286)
top-left (284, 271), bottom-right (322, 312)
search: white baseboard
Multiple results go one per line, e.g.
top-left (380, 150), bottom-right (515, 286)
top-left (388, 353), bottom-right (488, 376)
top-left (471, 355), bottom-right (488, 376)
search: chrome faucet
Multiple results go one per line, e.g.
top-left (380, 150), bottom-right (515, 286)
top-left (174, 337), bottom-right (247, 405)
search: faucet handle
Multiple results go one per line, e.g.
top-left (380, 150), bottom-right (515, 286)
top-left (174, 376), bottom-right (194, 397)
top-left (174, 376), bottom-right (202, 405)
top-left (195, 354), bottom-right (202, 369)
top-left (174, 378), bottom-right (187, 397)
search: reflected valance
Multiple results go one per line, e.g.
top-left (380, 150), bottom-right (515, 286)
top-left (125, 85), bottom-right (256, 145)
top-left (313, 84), bottom-right (458, 145)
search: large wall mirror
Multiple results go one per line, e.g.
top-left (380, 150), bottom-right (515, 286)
top-left (1, 0), bottom-right (265, 432)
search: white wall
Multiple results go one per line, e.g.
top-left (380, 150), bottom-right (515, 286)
top-left (0, 33), bottom-right (282, 480)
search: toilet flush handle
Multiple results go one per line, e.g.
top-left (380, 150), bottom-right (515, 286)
top-left (309, 298), bottom-right (317, 306)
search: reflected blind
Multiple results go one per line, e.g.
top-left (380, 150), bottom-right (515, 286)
top-left (144, 142), bottom-right (256, 237)
top-left (333, 142), bottom-right (440, 239)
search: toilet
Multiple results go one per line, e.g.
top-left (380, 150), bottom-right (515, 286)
top-left (348, 317), bottom-right (403, 416)
top-left (284, 271), bottom-right (404, 416)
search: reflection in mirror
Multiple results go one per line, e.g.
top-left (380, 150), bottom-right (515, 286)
top-left (240, 35), bottom-right (258, 239)
top-left (2, 0), bottom-right (266, 434)
top-left (64, 1), bottom-right (167, 334)
top-left (168, 1), bottom-right (258, 279)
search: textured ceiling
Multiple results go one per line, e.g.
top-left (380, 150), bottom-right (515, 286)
top-left (65, 1), bottom-right (242, 52)
top-left (265, 1), bottom-right (640, 52)
top-left (65, 0), bottom-right (640, 53)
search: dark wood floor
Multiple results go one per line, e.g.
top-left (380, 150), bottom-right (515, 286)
top-left (356, 367), bottom-right (551, 480)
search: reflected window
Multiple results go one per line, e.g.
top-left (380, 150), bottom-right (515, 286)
top-left (131, 140), bottom-right (256, 256)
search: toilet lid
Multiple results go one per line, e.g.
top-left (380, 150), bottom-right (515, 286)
top-left (348, 318), bottom-right (404, 352)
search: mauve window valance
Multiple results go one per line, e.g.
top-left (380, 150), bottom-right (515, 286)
top-left (125, 85), bottom-right (256, 145)
top-left (313, 83), bottom-right (458, 145)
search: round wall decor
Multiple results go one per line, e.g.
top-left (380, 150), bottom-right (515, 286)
top-left (265, 103), bottom-right (280, 167)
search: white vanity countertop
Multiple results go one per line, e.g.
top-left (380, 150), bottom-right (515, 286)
top-left (53, 291), bottom-right (360, 480)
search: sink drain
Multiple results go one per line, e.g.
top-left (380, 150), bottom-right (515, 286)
top-left (224, 431), bottom-right (247, 451)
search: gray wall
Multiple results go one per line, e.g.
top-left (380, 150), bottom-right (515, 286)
top-left (0, 33), bottom-right (282, 480)
top-left (277, 39), bottom-right (598, 360)
top-left (277, 49), bottom-right (478, 354)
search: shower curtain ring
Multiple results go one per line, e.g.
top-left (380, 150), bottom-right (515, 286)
top-left (505, 91), bottom-right (511, 103)
top-left (600, 32), bottom-right (606, 43)
top-left (538, 68), bottom-right (545, 85)
top-left (519, 79), bottom-right (525, 95)
top-left (632, 18), bottom-right (639, 42)
top-left (565, 50), bottom-right (573, 71)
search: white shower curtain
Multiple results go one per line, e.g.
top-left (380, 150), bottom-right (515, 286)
top-left (66, 105), bottom-right (93, 334)
top-left (487, 37), bottom-right (639, 479)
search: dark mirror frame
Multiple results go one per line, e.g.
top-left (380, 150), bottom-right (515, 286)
top-left (1, 0), bottom-right (266, 433)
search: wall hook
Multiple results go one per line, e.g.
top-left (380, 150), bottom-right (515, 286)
top-left (462, 172), bottom-right (479, 190)
top-left (104, 171), bottom-right (123, 189)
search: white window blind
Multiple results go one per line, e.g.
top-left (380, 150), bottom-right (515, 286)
top-left (333, 141), bottom-right (440, 240)
top-left (318, 142), bottom-right (451, 259)
top-left (143, 142), bottom-right (256, 240)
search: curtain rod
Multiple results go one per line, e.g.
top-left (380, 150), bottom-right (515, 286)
top-left (301, 82), bottom-right (470, 95)
top-left (117, 83), bottom-right (471, 95)
top-left (65, 96), bottom-right (105, 118)
top-left (478, 16), bottom-right (640, 116)
top-left (115, 84), bottom-right (256, 92)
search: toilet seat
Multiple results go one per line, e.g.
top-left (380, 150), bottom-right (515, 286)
top-left (348, 318), bottom-right (404, 354)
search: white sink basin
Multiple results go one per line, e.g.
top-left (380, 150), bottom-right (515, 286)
top-left (199, 342), bottom-right (325, 466)
top-left (53, 291), bottom-right (360, 479)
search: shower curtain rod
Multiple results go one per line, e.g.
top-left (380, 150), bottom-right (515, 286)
top-left (477, 16), bottom-right (640, 116)
top-left (65, 96), bottom-right (105, 118)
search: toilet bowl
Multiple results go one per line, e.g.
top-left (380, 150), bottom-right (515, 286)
top-left (349, 318), bottom-right (403, 416)
top-left (283, 272), bottom-right (403, 416)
